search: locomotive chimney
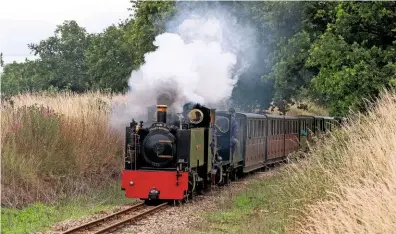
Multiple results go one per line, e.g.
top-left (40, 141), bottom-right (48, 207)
top-left (156, 105), bottom-right (167, 123)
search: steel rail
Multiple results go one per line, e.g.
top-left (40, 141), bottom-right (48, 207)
top-left (61, 202), bottom-right (146, 234)
top-left (93, 203), bottom-right (168, 234)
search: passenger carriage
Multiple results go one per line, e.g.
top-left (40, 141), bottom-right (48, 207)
top-left (214, 112), bottom-right (301, 174)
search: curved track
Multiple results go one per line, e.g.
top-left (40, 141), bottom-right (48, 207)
top-left (61, 202), bottom-right (167, 234)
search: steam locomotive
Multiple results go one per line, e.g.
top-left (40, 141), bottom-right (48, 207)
top-left (121, 102), bottom-right (344, 202)
top-left (121, 103), bottom-right (216, 201)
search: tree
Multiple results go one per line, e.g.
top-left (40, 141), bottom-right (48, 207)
top-left (307, 2), bottom-right (396, 115)
top-left (0, 52), bottom-right (4, 67)
top-left (234, 1), bottom-right (310, 111)
top-left (266, 2), bottom-right (337, 103)
top-left (1, 60), bottom-right (47, 95)
top-left (28, 20), bottom-right (91, 92)
top-left (125, 1), bottom-right (176, 66)
top-left (85, 21), bottom-right (134, 92)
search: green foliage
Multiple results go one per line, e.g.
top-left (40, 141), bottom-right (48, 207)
top-left (0, 52), bottom-right (4, 67)
top-left (126, 1), bottom-right (176, 66)
top-left (28, 20), bottom-right (92, 92)
top-left (307, 2), bottom-right (396, 115)
top-left (270, 31), bottom-right (314, 101)
top-left (267, 2), bottom-right (396, 116)
top-left (267, 2), bottom-right (336, 104)
top-left (85, 23), bottom-right (134, 92)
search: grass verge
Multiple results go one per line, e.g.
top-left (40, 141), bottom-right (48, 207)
top-left (1, 183), bottom-right (131, 234)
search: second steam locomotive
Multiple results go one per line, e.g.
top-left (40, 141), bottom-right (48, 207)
top-left (121, 100), bottom-right (343, 202)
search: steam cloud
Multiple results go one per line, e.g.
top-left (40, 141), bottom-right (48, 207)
top-left (111, 4), bottom-right (258, 129)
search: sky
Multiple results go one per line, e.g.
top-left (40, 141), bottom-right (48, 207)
top-left (0, 0), bottom-right (131, 66)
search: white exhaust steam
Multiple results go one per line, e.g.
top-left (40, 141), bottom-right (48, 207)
top-left (111, 6), bottom-right (257, 129)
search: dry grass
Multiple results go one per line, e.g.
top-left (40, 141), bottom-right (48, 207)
top-left (286, 100), bottom-right (329, 116)
top-left (266, 100), bottom-right (329, 116)
top-left (1, 92), bottom-right (126, 208)
top-left (293, 91), bottom-right (396, 233)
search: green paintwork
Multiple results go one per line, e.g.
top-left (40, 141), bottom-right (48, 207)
top-left (190, 128), bottom-right (205, 168)
top-left (207, 128), bottom-right (213, 172)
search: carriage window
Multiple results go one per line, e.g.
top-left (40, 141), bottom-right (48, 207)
top-left (258, 120), bottom-right (262, 137)
top-left (255, 120), bottom-right (257, 137)
top-left (272, 120), bottom-right (275, 135)
top-left (280, 120), bottom-right (282, 134)
top-left (290, 121), bottom-right (293, 133)
top-left (277, 120), bottom-right (280, 135)
top-left (262, 120), bottom-right (265, 136)
top-left (291, 121), bottom-right (294, 134)
top-left (285, 121), bottom-right (289, 134)
top-left (290, 120), bottom-right (295, 133)
top-left (257, 120), bottom-right (260, 137)
top-left (249, 120), bottom-right (253, 138)
top-left (276, 120), bottom-right (279, 135)
top-left (280, 120), bottom-right (283, 134)
top-left (257, 120), bottom-right (259, 137)
top-left (254, 120), bottom-right (258, 137)
top-left (284, 121), bottom-right (287, 134)
top-left (251, 120), bottom-right (255, 137)
top-left (271, 120), bottom-right (274, 135)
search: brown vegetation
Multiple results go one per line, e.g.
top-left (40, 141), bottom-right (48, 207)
top-left (265, 99), bottom-right (329, 116)
top-left (1, 92), bottom-right (125, 208)
top-left (295, 91), bottom-right (396, 233)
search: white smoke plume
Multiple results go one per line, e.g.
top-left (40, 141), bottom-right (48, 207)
top-left (111, 5), bottom-right (258, 129)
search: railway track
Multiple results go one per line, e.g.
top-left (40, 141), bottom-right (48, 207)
top-left (61, 202), bottom-right (167, 234)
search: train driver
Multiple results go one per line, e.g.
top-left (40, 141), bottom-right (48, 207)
top-left (228, 108), bottom-right (239, 156)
